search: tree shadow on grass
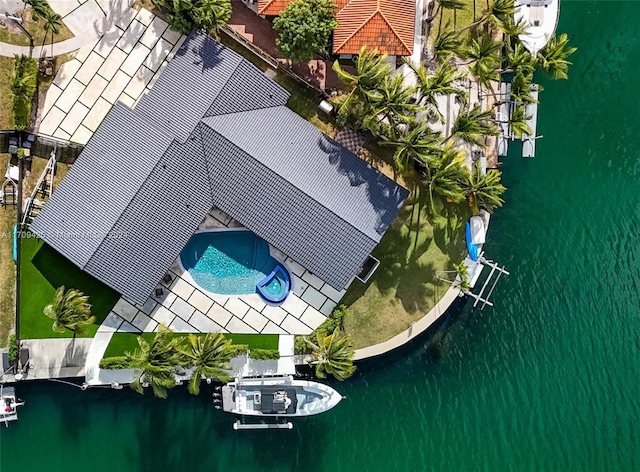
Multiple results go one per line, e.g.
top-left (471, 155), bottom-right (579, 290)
top-left (31, 242), bottom-right (120, 323)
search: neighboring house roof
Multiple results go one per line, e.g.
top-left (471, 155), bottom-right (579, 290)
top-left (257, 0), bottom-right (414, 56)
top-left (31, 30), bottom-right (409, 304)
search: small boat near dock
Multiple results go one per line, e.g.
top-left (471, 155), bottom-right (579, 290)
top-left (218, 376), bottom-right (343, 429)
top-left (515, 0), bottom-right (560, 55)
top-left (1, 385), bottom-right (24, 426)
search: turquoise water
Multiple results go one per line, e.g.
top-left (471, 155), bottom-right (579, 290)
top-left (3, 3), bottom-right (640, 470)
top-left (180, 230), bottom-right (282, 296)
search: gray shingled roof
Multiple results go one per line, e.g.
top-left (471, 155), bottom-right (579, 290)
top-left (31, 30), bottom-right (409, 303)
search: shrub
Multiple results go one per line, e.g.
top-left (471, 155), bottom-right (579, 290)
top-left (294, 335), bottom-right (308, 355)
top-left (99, 356), bottom-right (134, 369)
top-left (249, 348), bottom-right (280, 360)
top-left (228, 343), bottom-right (249, 357)
top-left (294, 305), bottom-right (349, 355)
top-left (153, 0), bottom-right (232, 36)
top-left (11, 55), bottom-right (38, 131)
top-left (8, 334), bottom-right (18, 362)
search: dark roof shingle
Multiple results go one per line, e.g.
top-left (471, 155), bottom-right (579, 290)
top-left (31, 31), bottom-right (408, 303)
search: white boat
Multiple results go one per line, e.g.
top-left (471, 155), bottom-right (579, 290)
top-left (1, 385), bottom-right (24, 426)
top-left (220, 376), bottom-right (343, 418)
top-left (514, 0), bottom-right (560, 55)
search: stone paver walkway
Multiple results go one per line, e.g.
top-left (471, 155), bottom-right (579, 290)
top-left (38, 7), bottom-right (185, 143)
top-left (104, 206), bottom-right (346, 336)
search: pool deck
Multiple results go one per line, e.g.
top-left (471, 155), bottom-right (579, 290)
top-left (103, 207), bottom-right (347, 336)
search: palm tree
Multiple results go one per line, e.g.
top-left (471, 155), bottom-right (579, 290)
top-left (432, 30), bottom-right (463, 63)
top-left (453, 262), bottom-right (471, 290)
top-left (462, 162), bottom-right (506, 214)
top-left (463, 32), bottom-right (501, 72)
top-left (43, 286), bottom-right (95, 335)
top-left (460, 0), bottom-right (517, 33)
top-left (537, 33), bottom-right (577, 80)
top-left (509, 70), bottom-right (538, 104)
top-left (126, 325), bottom-right (182, 399)
top-left (332, 46), bottom-right (391, 119)
top-left (446, 103), bottom-right (500, 145)
top-left (25, 0), bottom-right (51, 21)
top-left (42, 9), bottom-right (62, 57)
top-left (179, 333), bottom-right (233, 395)
top-left (420, 144), bottom-right (468, 212)
top-left (499, 16), bottom-right (529, 43)
top-left (363, 73), bottom-right (420, 134)
top-left (492, 105), bottom-right (531, 138)
top-left (304, 329), bottom-right (356, 381)
top-left (407, 60), bottom-right (466, 120)
top-left (380, 120), bottom-right (443, 171)
top-left (501, 42), bottom-right (537, 76)
top-left (192, 0), bottom-right (232, 38)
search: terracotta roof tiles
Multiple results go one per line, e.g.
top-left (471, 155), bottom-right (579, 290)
top-left (257, 0), bottom-right (415, 56)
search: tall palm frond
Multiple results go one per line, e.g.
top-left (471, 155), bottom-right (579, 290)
top-left (432, 30), bottom-right (463, 62)
top-left (537, 33), bottom-right (577, 80)
top-left (179, 332), bottom-right (233, 395)
top-left (363, 73), bottom-right (420, 134)
top-left (380, 120), bottom-right (443, 171)
top-left (43, 286), bottom-right (95, 334)
top-left (447, 104), bottom-right (500, 146)
top-left (462, 162), bottom-right (506, 214)
top-left (421, 144), bottom-right (468, 212)
top-left (304, 329), bottom-right (356, 381)
top-left (407, 60), bottom-right (466, 120)
top-left (126, 325), bottom-right (182, 399)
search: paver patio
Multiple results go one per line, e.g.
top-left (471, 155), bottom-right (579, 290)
top-left (38, 7), bottom-right (186, 143)
top-left (104, 206), bottom-right (348, 335)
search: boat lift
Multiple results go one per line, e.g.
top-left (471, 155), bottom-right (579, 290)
top-left (497, 81), bottom-right (543, 158)
top-left (463, 254), bottom-right (510, 310)
top-left (21, 149), bottom-right (56, 227)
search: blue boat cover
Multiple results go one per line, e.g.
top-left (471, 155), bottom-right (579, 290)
top-left (465, 222), bottom-right (479, 261)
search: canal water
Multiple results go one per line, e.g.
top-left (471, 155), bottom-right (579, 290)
top-left (2, 2), bottom-right (640, 470)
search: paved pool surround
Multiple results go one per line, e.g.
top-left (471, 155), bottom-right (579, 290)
top-left (105, 207), bottom-right (348, 335)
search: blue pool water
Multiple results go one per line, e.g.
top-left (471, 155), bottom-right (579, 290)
top-left (180, 230), bottom-right (288, 297)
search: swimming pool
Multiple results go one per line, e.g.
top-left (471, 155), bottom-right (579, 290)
top-left (179, 229), bottom-right (290, 302)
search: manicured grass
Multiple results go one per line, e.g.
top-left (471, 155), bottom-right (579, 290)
top-left (430, 0), bottom-right (495, 43)
top-left (341, 187), bottom-right (470, 349)
top-left (103, 332), bottom-right (279, 358)
top-left (0, 12), bottom-right (74, 48)
top-left (19, 237), bottom-right (120, 339)
top-left (0, 56), bottom-right (15, 130)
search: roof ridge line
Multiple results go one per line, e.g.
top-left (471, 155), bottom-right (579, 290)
top-left (334, 4), bottom-right (379, 51)
top-left (200, 113), bottom-right (378, 246)
top-left (83, 106), bottom-right (176, 270)
top-left (377, 2), bottom-right (413, 53)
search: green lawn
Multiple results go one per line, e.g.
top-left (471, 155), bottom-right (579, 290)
top-left (19, 237), bottom-right (120, 339)
top-left (103, 332), bottom-right (279, 358)
top-left (341, 187), bottom-right (469, 349)
top-left (0, 56), bottom-right (15, 129)
top-left (430, 0), bottom-right (495, 43)
top-left (0, 12), bottom-right (74, 48)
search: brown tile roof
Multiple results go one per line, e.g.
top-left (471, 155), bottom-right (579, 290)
top-left (257, 0), bottom-right (415, 56)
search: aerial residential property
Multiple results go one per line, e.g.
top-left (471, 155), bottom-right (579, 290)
top-left (4, 1), bottom-right (627, 471)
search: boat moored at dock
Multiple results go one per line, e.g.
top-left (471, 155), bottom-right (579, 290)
top-left (515, 0), bottom-right (560, 55)
top-left (219, 376), bottom-right (343, 419)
